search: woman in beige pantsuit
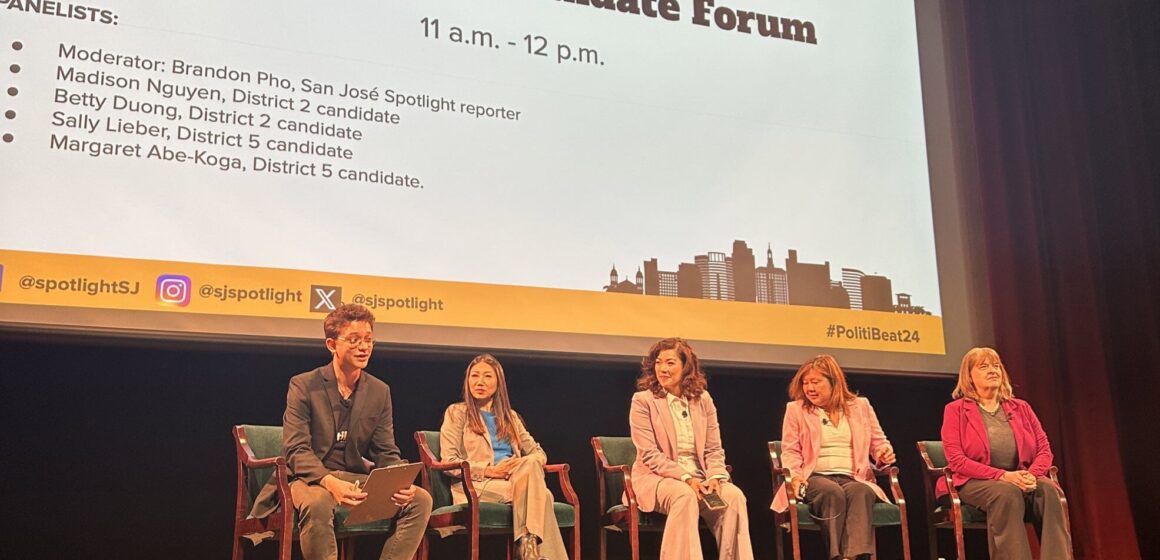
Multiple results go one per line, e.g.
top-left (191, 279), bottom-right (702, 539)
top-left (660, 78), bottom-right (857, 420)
top-left (627, 338), bottom-right (755, 560)
top-left (440, 354), bottom-right (567, 560)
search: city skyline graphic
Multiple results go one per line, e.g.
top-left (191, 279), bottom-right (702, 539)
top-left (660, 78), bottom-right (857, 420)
top-left (603, 240), bottom-right (932, 315)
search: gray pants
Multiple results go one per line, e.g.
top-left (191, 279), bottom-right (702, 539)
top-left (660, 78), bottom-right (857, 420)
top-left (804, 474), bottom-right (877, 560)
top-left (957, 478), bottom-right (1072, 560)
top-left (291, 472), bottom-right (433, 560)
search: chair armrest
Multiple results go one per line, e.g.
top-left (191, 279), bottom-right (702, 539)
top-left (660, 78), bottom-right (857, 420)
top-left (779, 467), bottom-right (804, 509)
top-left (240, 455), bottom-right (282, 469)
top-left (873, 464), bottom-right (908, 505)
top-left (620, 466), bottom-right (639, 506)
top-left (544, 463), bottom-right (580, 508)
top-left (420, 457), bottom-right (482, 502)
top-left (1046, 466), bottom-right (1070, 534)
top-left (423, 458), bottom-right (470, 472)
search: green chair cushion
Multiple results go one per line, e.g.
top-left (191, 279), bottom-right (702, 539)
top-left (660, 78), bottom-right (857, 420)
top-left (934, 503), bottom-right (987, 524)
top-left (431, 501), bottom-right (577, 528)
top-left (604, 504), bottom-right (668, 528)
top-left (786, 502), bottom-right (903, 527)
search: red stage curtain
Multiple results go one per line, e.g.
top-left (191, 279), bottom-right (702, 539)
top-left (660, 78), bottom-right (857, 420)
top-left (953, 1), bottom-right (1159, 558)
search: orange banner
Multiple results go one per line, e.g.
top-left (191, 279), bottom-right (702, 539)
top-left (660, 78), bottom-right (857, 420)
top-left (0, 249), bottom-right (945, 353)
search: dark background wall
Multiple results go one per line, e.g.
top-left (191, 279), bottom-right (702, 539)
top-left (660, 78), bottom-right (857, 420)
top-left (1, 336), bottom-right (967, 559)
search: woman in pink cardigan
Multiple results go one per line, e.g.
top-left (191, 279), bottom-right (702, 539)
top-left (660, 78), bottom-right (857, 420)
top-left (939, 347), bottom-right (1072, 560)
top-left (773, 355), bottom-right (895, 560)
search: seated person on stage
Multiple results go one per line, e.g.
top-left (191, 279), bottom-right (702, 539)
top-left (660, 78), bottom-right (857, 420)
top-left (249, 303), bottom-right (432, 560)
top-left (628, 338), bottom-right (754, 560)
top-left (940, 347), bottom-right (1072, 560)
top-left (439, 354), bottom-right (566, 560)
top-left (772, 355), bottom-right (896, 560)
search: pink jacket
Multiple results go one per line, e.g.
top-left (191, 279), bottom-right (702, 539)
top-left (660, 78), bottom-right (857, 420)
top-left (628, 390), bottom-right (730, 513)
top-left (771, 397), bottom-right (891, 513)
top-left (937, 397), bottom-right (1053, 496)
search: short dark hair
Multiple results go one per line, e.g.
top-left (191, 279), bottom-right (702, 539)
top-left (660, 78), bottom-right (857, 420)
top-left (323, 303), bottom-right (375, 339)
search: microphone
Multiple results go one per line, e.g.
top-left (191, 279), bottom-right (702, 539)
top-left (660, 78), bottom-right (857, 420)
top-left (821, 417), bottom-right (830, 426)
top-left (682, 410), bottom-right (689, 418)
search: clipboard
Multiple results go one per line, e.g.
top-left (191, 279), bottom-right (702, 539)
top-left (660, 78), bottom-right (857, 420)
top-left (344, 463), bottom-right (423, 526)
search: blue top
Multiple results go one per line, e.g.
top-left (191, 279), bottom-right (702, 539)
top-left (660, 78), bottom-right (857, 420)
top-left (481, 410), bottom-right (514, 465)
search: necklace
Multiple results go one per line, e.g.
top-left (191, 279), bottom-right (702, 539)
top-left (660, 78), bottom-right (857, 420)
top-left (979, 402), bottom-right (1002, 416)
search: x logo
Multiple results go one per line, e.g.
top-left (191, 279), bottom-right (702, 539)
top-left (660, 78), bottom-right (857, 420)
top-left (309, 285), bottom-right (342, 312)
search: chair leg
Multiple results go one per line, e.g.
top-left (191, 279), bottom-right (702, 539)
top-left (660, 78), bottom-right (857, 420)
top-left (278, 534), bottom-right (292, 560)
top-left (927, 525), bottom-right (939, 560)
top-left (954, 526), bottom-right (966, 560)
top-left (572, 522), bottom-right (581, 560)
top-left (599, 528), bottom-right (607, 560)
top-left (629, 528), bottom-right (640, 560)
top-left (231, 533), bottom-right (243, 560)
top-left (774, 523), bottom-right (785, 560)
top-left (470, 529), bottom-right (480, 560)
top-left (416, 533), bottom-right (429, 560)
top-left (900, 520), bottom-right (912, 560)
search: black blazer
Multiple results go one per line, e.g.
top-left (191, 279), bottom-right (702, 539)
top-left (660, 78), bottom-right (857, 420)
top-left (249, 363), bottom-right (403, 518)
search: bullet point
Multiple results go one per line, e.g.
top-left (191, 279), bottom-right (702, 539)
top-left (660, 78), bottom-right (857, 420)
top-left (11, 41), bottom-right (23, 51)
top-left (2, 133), bottom-right (12, 143)
top-left (4, 110), bottom-right (13, 119)
top-left (9, 64), bottom-right (19, 74)
top-left (6, 87), bottom-right (15, 96)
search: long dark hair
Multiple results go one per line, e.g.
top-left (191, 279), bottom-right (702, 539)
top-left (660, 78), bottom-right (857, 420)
top-left (462, 354), bottom-right (519, 443)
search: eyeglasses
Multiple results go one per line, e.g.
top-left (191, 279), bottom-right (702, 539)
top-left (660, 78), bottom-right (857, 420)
top-left (335, 336), bottom-right (375, 347)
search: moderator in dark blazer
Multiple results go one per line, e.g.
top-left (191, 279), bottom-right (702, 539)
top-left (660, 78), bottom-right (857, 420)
top-left (248, 363), bottom-right (403, 519)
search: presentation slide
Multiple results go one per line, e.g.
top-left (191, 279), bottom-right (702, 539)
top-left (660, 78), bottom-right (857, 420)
top-left (0, 1), bottom-right (973, 372)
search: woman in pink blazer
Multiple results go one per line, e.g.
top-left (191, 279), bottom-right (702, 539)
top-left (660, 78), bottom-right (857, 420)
top-left (773, 355), bottom-right (895, 560)
top-left (628, 338), bottom-right (754, 560)
top-left (939, 347), bottom-right (1071, 560)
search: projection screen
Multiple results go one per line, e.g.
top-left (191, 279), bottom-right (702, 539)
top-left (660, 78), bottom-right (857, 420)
top-left (0, 0), bottom-right (989, 374)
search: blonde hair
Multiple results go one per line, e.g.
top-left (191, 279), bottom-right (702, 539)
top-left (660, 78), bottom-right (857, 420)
top-left (952, 347), bottom-right (1015, 402)
top-left (462, 354), bottom-right (519, 444)
top-left (788, 355), bottom-right (858, 414)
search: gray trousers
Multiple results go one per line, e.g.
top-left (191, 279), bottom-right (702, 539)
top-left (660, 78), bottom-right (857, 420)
top-left (957, 478), bottom-right (1072, 560)
top-left (804, 474), bottom-right (877, 560)
top-left (291, 472), bottom-right (433, 560)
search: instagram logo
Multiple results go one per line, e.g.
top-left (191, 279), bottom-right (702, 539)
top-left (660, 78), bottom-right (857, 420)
top-left (156, 274), bottom-right (191, 306)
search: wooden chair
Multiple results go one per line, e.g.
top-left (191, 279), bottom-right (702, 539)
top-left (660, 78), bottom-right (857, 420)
top-left (591, 436), bottom-right (728, 560)
top-left (916, 440), bottom-right (1070, 560)
top-left (231, 424), bottom-right (397, 560)
top-left (412, 430), bottom-right (580, 560)
top-left (768, 440), bottom-right (911, 560)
